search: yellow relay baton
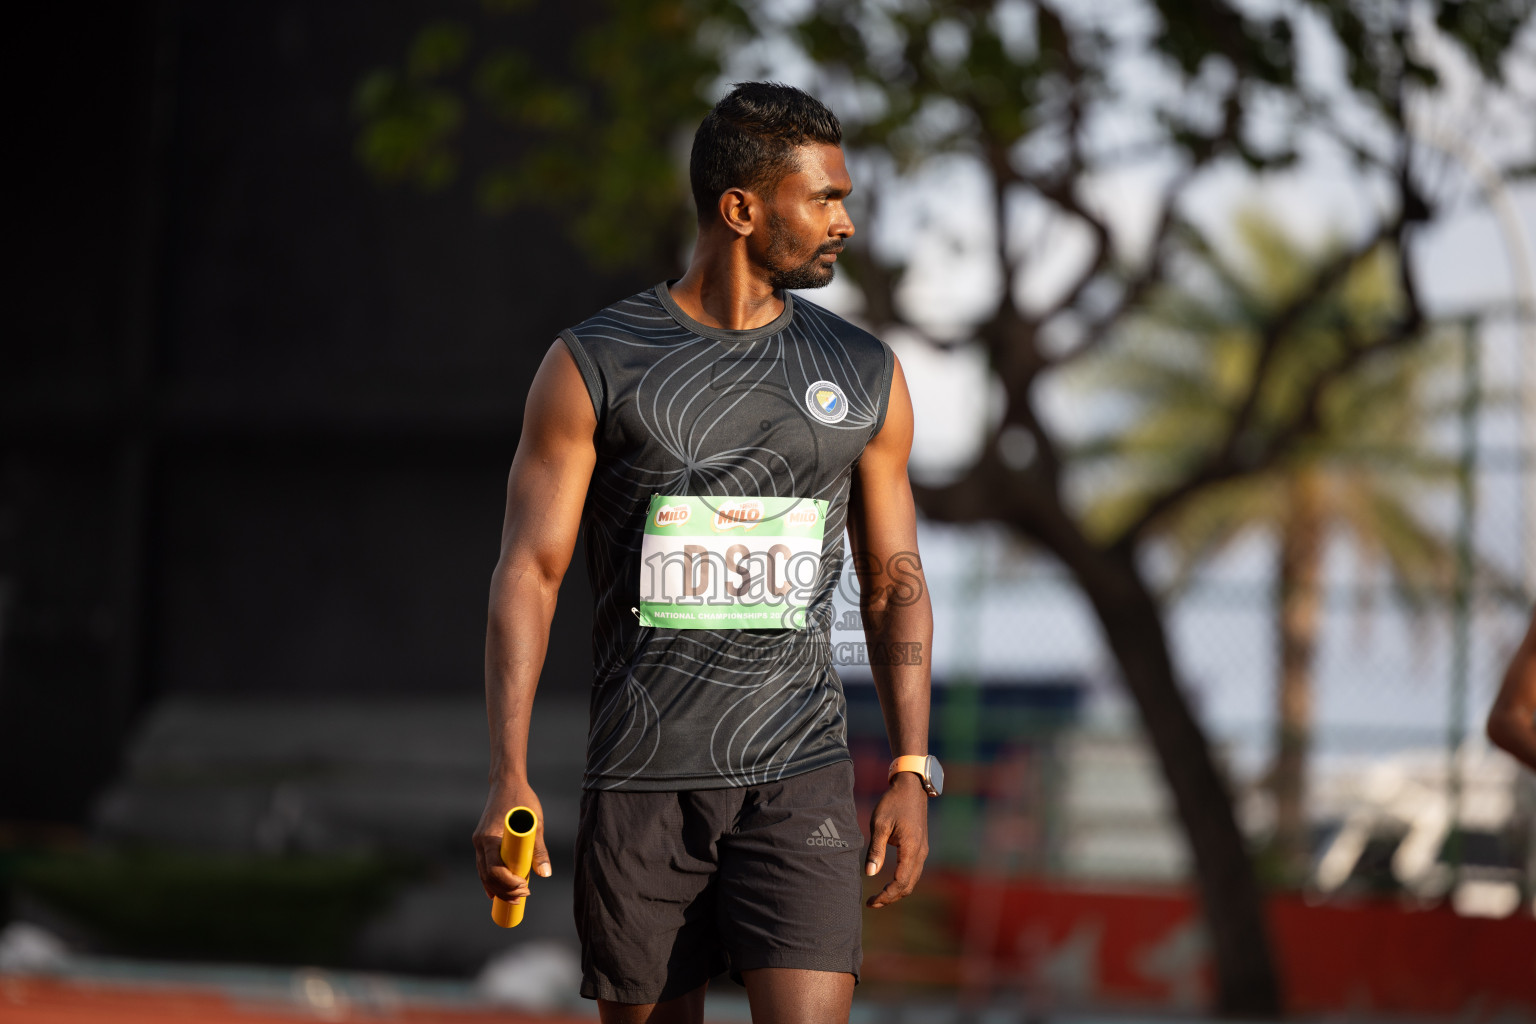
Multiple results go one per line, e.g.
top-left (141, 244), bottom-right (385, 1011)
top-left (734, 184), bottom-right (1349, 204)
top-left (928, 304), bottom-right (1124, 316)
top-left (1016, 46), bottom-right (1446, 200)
top-left (490, 806), bottom-right (539, 928)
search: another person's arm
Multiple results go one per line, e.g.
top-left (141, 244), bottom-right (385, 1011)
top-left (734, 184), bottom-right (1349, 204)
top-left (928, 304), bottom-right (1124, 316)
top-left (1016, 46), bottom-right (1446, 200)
top-left (847, 356), bottom-right (933, 909)
top-left (1487, 611), bottom-right (1536, 772)
top-left (472, 341), bottom-right (597, 903)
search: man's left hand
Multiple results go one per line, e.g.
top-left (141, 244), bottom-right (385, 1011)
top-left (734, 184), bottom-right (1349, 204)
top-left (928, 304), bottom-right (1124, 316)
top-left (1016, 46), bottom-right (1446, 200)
top-left (864, 771), bottom-right (929, 909)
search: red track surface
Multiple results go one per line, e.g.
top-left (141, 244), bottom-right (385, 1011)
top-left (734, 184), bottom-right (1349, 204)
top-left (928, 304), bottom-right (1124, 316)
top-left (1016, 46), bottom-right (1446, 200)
top-left (0, 976), bottom-right (594, 1024)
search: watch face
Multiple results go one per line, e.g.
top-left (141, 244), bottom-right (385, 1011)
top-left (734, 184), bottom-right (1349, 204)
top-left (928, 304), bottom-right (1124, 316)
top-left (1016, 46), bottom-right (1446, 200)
top-left (925, 755), bottom-right (944, 796)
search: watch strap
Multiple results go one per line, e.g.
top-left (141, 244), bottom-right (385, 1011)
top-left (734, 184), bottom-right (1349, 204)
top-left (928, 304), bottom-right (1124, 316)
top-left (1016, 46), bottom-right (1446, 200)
top-left (887, 754), bottom-right (930, 784)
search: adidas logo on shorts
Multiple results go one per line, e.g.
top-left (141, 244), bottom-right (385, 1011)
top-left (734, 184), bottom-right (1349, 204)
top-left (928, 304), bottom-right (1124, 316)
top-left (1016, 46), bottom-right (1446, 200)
top-left (806, 817), bottom-right (850, 848)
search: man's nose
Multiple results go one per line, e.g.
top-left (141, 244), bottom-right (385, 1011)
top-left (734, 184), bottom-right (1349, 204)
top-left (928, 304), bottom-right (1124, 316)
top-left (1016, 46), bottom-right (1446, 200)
top-left (834, 205), bottom-right (855, 239)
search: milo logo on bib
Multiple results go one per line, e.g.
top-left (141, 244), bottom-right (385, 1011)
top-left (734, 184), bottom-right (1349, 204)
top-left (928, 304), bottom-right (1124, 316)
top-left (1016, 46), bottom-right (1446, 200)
top-left (712, 500), bottom-right (763, 531)
top-left (639, 494), bottom-right (827, 630)
top-left (653, 503), bottom-right (691, 528)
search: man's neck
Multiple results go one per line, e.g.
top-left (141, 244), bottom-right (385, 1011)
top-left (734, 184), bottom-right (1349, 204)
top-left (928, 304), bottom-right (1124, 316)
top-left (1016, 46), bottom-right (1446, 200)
top-left (668, 235), bottom-right (784, 331)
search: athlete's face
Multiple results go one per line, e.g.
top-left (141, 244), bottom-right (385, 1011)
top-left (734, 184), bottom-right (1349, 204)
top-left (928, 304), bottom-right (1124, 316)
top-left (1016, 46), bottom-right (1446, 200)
top-left (759, 143), bottom-right (855, 291)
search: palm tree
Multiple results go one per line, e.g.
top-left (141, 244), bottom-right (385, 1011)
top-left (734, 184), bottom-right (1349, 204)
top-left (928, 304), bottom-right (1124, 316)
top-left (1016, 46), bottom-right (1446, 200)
top-left (1076, 209), bottom-right (1493, 884)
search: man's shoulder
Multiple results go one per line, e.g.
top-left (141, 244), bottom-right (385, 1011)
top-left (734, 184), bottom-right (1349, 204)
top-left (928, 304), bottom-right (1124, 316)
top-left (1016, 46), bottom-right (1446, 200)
top-left (790, 293), bottom-right (886, 352)
top-left (565, 285), bottom-right (669, 340)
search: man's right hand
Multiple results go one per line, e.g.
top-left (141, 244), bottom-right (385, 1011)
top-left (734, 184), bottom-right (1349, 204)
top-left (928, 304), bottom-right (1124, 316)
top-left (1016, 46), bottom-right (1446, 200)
top-left (472, 782), bottom-right (551, 902)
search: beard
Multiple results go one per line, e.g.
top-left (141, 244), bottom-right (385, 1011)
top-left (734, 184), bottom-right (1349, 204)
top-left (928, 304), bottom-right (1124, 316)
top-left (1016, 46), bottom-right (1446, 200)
top-left (763, 211), bottom-right (843, 290)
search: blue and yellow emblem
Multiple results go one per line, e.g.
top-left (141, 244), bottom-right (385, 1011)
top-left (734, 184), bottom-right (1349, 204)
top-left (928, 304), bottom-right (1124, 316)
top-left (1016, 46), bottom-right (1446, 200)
top-left (804, 379), bottom-right (849, 424)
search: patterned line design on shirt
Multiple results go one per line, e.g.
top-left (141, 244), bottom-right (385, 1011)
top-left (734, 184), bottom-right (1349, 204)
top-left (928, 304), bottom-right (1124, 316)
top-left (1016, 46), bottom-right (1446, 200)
top-left (561, 284), bottom-right (894, 791)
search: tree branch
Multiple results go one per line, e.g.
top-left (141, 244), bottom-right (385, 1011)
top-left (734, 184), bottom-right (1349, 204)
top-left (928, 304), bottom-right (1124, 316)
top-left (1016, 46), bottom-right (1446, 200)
top-left (1012, 15), bottom-right (1115, 334)
top-left (1045, 64), bottom-right (1241, 366)
top-left (1019, 172), bottom-right (1113, 329)
top-left (972, 142), bottom-right (1067, 498)
top-left (1115, 216), bottom-right (1425, 550)
top-left (1054, 170), bottom-right (1192, 364)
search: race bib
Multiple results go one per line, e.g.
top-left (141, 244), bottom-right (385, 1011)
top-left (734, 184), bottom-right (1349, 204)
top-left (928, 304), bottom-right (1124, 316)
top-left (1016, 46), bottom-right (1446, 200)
top-left (638, 494), bottom-right (827, 630)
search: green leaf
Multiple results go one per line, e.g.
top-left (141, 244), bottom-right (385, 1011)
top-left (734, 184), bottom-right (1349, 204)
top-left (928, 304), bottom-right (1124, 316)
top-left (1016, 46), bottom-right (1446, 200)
top-left (409, 22), bottom-right (469, 81)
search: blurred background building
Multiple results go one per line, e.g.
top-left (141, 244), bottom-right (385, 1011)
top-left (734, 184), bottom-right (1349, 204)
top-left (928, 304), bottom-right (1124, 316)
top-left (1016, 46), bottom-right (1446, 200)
top-left (4, 0), bottom-right (623, 992)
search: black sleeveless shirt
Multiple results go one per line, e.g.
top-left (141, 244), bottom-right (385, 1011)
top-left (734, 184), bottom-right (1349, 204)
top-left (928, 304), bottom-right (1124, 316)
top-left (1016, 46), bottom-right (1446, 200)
top-left (559, 282), bottom-right (894, 791)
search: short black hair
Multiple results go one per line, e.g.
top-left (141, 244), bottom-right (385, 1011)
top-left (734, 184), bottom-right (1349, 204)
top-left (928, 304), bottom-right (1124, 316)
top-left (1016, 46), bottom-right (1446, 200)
top-left (689, 82), bottom-right (842, 223)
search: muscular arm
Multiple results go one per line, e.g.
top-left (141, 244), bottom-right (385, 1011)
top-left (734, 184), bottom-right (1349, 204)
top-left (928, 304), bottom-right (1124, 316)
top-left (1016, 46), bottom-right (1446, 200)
top-left (1487, 611), bottom-right (1536, 772)
top-left (473, 340), bottom-right (596, 901)
top-left (847, 355), bottom-right (933, 908)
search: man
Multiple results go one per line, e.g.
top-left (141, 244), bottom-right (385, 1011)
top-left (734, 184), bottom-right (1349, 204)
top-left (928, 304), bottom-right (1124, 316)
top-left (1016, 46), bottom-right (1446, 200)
top-left (472, 82), bottom-right (937, 1024)
top-left (1488, 610), bottom-right (1536, 771)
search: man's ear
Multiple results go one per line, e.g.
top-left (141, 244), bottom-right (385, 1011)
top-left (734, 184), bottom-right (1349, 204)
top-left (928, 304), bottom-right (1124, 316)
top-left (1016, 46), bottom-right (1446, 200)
top-left (717, 186), bottom-right (758, 238)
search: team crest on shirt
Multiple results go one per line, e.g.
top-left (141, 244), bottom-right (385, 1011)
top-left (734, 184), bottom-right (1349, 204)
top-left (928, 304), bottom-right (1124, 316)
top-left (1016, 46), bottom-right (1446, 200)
top-left (804, 380), bottom-right (848, 424)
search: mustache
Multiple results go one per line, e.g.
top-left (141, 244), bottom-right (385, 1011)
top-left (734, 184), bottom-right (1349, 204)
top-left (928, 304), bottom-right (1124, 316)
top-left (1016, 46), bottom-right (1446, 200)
top-left (817, 241), bottom-right (846, 255)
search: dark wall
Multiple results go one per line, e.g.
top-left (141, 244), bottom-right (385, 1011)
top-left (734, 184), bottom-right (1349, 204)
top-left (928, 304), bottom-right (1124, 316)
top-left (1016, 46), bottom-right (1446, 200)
top-left (3, 1), bottom-right (646, 821)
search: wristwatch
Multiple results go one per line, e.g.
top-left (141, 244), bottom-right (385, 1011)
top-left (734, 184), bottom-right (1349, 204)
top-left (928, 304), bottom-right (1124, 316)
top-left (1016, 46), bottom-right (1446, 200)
top-left (887, 754), bottom-right (944, 797)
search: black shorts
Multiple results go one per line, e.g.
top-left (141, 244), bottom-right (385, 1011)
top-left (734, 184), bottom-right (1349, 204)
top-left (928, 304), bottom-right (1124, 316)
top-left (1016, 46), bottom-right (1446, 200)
top-left (572, 759), bottom-right (863, 1004)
